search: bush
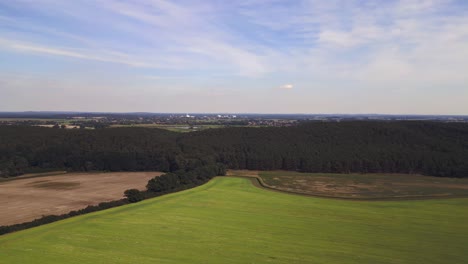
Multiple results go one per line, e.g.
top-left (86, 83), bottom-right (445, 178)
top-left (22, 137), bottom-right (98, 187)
top-left (124, 189), bottom-right (144, 203)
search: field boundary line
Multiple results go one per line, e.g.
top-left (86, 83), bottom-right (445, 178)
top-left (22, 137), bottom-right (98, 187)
top-left (0, 171), bottom-right (68, 183)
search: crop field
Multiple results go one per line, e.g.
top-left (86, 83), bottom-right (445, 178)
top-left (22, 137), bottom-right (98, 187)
top-left (109, 123), bottom-right (237, 132)
top-left (228, 170), bottom-right (468, 199)
top-left (0, 172), bottom-right (161, 226)
top-left (1, 177), bottom-right (467, 263)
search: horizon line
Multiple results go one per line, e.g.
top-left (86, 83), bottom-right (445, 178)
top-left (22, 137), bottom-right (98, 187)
top-left (0, 111), bottom-right (467, 117)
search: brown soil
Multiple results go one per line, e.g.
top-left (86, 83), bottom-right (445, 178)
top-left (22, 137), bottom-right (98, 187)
top-left (0, 172), bottom-right (162, 226)
top-left (392, 182), bottom-right (468, 190)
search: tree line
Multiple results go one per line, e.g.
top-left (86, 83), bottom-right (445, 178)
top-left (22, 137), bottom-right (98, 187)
top-left (1, 121), bottom-right (467, 178)
top-left (179, 121), bottom-right (468, 177)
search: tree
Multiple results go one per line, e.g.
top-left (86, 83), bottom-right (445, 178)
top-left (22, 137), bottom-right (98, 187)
top-left (124, 189), bottom-right (144, 203)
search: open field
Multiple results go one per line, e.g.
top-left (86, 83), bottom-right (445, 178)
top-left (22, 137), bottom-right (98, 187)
top-left (0, 172), bottom-right (161, 226)
top-left (1, 177), bottom-right (467, 263)
top-left (0, 118), bottom-right (68, 122)
top-left (109, 123), bottom-right (232, 132)
top-left (228, 170), bottom-right (468, 199)
top-left (0, 118), bottom-right (89, 124)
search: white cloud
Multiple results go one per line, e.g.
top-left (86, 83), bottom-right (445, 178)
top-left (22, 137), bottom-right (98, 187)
top-left (280, 84), bottom-right (293, 89)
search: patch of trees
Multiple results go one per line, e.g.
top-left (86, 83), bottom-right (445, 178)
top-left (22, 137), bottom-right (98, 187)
top-left (124, 163), bottom-right (226, 203)
top-left (1, 121), bottom-right (468, 178)
top-left (146, 163), bottom-right (226, 193)
top-left (124, 189), bottom-right (145, 203)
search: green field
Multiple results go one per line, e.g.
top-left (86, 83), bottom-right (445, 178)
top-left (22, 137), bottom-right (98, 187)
top-left (1, 177), bottom-right (467, 263)
top-left (109, 123), bottom-right (228, 132)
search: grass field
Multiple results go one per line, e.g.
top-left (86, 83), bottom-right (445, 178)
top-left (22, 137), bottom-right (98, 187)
top-left (1, 177), bottom-right (467, 263)
top-left (228, 170), bottom-right (468, 199)
top-left (109, 123), bottom-right (235, 132)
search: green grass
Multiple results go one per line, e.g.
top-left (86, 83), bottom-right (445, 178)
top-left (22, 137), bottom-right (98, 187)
top-left (109, 124), bottom-right (248, 132)
top-left (1, 177), bottom-right (467, 263)
top-left (109, 124), bottom-right (227, 132)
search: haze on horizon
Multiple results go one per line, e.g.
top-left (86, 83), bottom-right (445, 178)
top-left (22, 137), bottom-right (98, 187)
top-left (0, 0), bottom-right (467, 115)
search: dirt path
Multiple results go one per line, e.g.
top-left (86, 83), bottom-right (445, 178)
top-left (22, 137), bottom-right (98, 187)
top-left (0, 172), bottom-right (162, 226)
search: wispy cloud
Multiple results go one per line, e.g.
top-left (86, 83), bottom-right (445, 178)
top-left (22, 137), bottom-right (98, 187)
top-left (0, 38), bottom-right (164, 68)
top-left (0, 0), bottom-right (467, 113)
top-left (96, 0), bottom-right (272, 76)
top-left (0, 0), bottom-right (272, 75)
top-left (3, 0), bottom-right (466, 80)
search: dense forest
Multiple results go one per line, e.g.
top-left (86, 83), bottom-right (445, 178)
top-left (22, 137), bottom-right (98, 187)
top-left (1, 121), bottom-right (467, 178)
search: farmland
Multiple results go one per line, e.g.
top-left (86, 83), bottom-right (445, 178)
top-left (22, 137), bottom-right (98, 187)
top-left (1, 177), bottom-right (467, 263)
top-left (109, 123), bottom-right (229, 132)
top-left (229, 170), bottom-right (468, 199)
top-left (228, 170), bottom-right (468, 200)
top-left (0, 172), bottom-right (161, 226)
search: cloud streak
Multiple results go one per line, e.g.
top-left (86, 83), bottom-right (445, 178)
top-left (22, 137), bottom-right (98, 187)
top-left (0, 0), bottom-right (467, 113)
top-left (0, 38), bottom-right (162, 68)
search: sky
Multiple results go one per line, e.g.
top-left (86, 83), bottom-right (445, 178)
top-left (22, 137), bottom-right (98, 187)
top-left (0, 0), bottom-right (467, 114)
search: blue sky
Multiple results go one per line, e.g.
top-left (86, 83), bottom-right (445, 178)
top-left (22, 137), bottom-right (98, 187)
top-left (0, 0), bottom-right (467, 114)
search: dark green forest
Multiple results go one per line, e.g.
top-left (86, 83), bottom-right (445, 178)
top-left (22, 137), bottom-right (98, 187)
top-left (1, 121), bottom-right (468, 178)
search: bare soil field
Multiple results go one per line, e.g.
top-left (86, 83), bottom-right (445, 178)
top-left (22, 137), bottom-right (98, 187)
top-left (0, 172), bottom-right (162, 226)
top-left (228, 170), bottom-right (468, 200)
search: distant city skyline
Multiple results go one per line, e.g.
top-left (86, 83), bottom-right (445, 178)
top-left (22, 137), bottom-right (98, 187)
top-left (1, 0), bottom-right (467, 114)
